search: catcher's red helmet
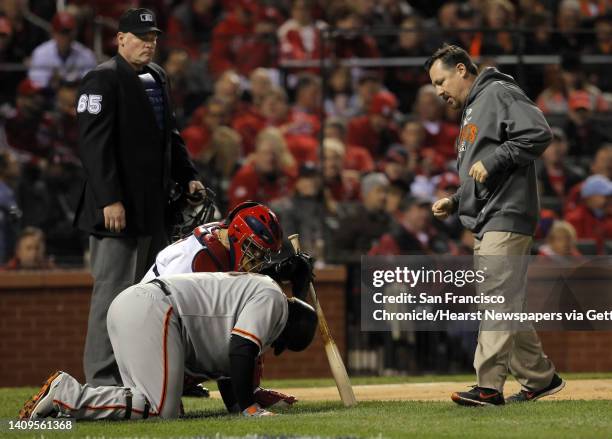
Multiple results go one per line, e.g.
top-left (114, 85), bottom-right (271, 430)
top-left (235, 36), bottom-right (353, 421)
top-left (225, 201), bottom-right (283, 272)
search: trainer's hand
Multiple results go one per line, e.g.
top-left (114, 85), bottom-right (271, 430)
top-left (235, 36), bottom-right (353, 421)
top-left (432, 197), bottom-right (454, 220)
top-left (103, 201), bottom-right (126, 233)
top-left (469, 161), bottom-right (489, 183)
top-left (241, 403), bottom-right (276, 417)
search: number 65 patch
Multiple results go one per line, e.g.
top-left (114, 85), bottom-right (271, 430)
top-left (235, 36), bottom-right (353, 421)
top-left (77, 94), bottom-right (103, 114)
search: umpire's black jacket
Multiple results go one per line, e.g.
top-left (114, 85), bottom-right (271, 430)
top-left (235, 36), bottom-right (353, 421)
top-left (74, 54), bottom-right (198, 237)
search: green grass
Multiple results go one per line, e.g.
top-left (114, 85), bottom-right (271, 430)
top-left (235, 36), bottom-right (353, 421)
top-left (2, 374), bottom-right (612, 439)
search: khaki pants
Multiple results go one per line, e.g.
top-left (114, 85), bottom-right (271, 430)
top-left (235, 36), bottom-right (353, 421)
top-left (473, 231), bottom-right (555, 392)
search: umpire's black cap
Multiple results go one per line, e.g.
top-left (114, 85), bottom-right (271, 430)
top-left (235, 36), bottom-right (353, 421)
top-left (118, 8), bottom-right (162, 35)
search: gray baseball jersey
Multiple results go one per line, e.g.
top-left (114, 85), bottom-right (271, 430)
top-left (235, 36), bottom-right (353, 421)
top-left (161, 272), bottom-right (288, 379)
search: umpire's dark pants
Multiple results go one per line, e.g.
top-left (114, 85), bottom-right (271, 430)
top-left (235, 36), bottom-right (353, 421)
top-left (84, 233), bottom-right (167, 386)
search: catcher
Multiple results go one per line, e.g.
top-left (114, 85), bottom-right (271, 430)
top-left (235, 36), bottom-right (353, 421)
top-left (143, 200), bottom-right (315, 408)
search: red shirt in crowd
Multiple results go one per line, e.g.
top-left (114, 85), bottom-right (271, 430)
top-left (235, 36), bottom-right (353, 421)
top-left (228, 163), bottom-right (296, 209)
top-left (565, 204), bottom-right (612, 253)
top-left (346, 116), bottom-right (399, 159)
top-left (422, 121), bottom-right (459, 161)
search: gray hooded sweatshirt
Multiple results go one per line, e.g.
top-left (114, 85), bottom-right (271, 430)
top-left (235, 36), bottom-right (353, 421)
top-left (450, 67), bottom-right (552, 238)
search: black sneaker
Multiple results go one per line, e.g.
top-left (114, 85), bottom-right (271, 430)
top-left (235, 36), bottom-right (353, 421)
top-left (506, 374), bottom-right (565, 403)
top-left (451, 386), bottom-right (505, 406)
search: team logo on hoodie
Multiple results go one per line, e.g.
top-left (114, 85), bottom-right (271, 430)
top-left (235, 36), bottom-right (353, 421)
top-left (458, 123), bottom-right (479, 152)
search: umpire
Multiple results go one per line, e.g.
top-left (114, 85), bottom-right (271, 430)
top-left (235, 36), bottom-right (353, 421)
top-left (74, 8), bottom-right (203, 386)
top-left (427, 45), bottom-right (564, 405)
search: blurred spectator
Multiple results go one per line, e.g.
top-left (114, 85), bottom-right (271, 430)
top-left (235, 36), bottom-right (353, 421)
top-left (209, 0), bottom-right (259, 77)
top-left (3, 79), bottom-right (47, 158)
top-left (271, 162), bottom-right (327, 259)
top-left (452, 3), bottom-right (481, 57)
top-left (28, 12), bottom-right (96, 89)
top-left (523, 11), bottom-right (555, 54)
top-left (386, 179), bottom-right (409, 217)
top-left (590, 13), bottom-right (611, 55)
top-left (481, 0), bottom-right (518, 55)
top-left (209, 0), bottom-right (279, 77)
top-left (39, 81), bottom-right (80, 155)
top-left (535, 64), bottom-right (567, 114)
top-left (194, 126), bottom-right (242, 214)
top-left (0, 15), bottom-right (25, 103)
top-left (347, 90), bottom-right (400, 159)
top-left (329, 172), bottom-right (390, 263)
top-left (2, 0), bottom-right (48, 60)
top-left (324, 118), bottom-right (375, 172)
top-left (228, 127), bottom-right (296, 208)
top-left (436, 2), bottom-right (460, 43)
top-left (565, 89), bottom-right (611, 156)
top-left (380, 145), bottom-right (412, 189)
top-left (565, 174), bottom-right (612, 252)
top-left (536, 52), bottom-right (608, 115)
top-left (321, 138), bottom-right (360, 206)
top-left (182, 96), bottom-right (230, 158)
top-left (369, 195), bottom-right (449, 255)
top-left (537, 127), bottom-right (584, 202)
top-left (414, 85), bottom-right (459, 161)
top-left (346, 71), bottom-right (383, 117)
top-left (329, 4), bottom-right (380, 60)
top-left (163, 48), bottom-right (211, 128)
top-left (166, 0), bottom-right (223, 57)
top-left (384, 15), bottom-right (431, 113)
top-left (233, 86), bottom-right (283, 155)
top-left (211, 70), bottom-right (249, 120)
top-left (290, 73), bottom-right (322, 137)
top-left (537, 220), bottom-right (582, 260)
top-left (564, 143), bottom-right (612, 213)
top-left (0, 149), bottom-right (20, 264)
top-left (324, 65), bottom-right (353, 119)
top-left (41, 149), bottom-right (85, 265)
top-left (371, 0), bottom-right (414, 53)
top-left (396, 117), bottom-right (445, 176)
top-left (3, 226), bottom-right (55, 270)
top-left (586, 13), bottom-right (612, 91)
top-left (553, 0), bottom-right (585, 52)
top-left (578, 0), bottom-right (609, 18)
top-left (278, 0), bottom-right (327, 70)
top-left (246, 68), bottom-right (274, 110)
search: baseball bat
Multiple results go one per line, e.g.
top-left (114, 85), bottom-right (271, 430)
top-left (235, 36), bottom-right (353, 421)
top-left (288, 234), bottom-right (357, 407)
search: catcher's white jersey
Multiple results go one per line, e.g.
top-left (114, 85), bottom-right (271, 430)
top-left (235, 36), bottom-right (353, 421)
top-left (140, 223), bottom-right (225, 283)
top-left (156, 272), bottom-right (288, 379)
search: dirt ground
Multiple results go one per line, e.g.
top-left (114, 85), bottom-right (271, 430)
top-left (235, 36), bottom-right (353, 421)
top-left (212, 380), bottom-right (612, 402)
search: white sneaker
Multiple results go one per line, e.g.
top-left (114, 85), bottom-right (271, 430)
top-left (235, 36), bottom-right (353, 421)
top-left (19, 371), bottom-right (65, 419)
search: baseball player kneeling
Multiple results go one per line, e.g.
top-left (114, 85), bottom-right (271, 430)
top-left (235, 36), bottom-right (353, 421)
top-left (19, 272), bottom-right (317, 420)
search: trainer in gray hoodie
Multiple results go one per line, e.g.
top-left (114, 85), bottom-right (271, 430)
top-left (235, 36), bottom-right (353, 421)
top-left (430, 61), bottom-right (552, 238)
top-left (427, 45), bottom-right (562, 407)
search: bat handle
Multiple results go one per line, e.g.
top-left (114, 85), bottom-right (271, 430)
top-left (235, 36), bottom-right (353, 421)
top-left (288, 234), bottom-right (301, 253)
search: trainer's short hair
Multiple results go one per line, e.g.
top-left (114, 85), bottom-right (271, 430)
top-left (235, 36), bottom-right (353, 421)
top-left (424, 44), bottom-right (478, 75)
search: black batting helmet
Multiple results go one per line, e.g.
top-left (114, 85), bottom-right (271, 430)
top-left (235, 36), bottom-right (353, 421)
top-left (273, 297), bottom-right (318, 355)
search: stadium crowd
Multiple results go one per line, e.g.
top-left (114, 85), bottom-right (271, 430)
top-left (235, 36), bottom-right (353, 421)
top-left (0, 0), bottom-right (611, 275)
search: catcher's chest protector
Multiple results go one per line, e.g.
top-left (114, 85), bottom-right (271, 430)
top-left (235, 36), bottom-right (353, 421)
top-left (192, 225), bottom-right (232, 272)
